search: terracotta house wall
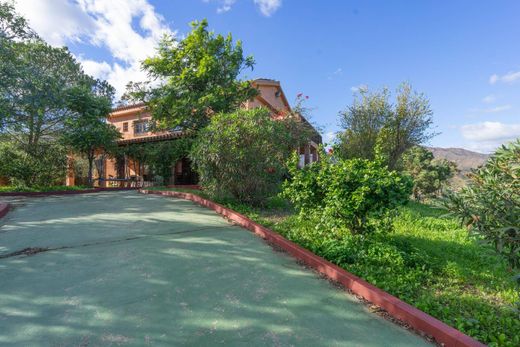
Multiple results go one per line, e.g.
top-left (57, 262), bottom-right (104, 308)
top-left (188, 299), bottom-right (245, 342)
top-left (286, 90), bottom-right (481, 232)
top-left (65, 79), bottom-right (321, 187)
top-left (245, 84), bottom-right (289, 114)
top-left (108, 109), bottom-right (155, 140)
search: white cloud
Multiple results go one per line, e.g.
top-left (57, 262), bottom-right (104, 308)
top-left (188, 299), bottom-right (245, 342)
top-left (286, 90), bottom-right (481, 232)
top-left (78, 59), bottom-right (112, 80)
top-left (350, 84), bottom-right (367, 93)
top-left (215, 0), bottom-right (237, 13)
top-left (486, 105), bottom-right (511, 113)
top-left (327, 68), bottom-right (343, 80)
top-left (15, 0), bottom-right (175, 99)
top-left (254, 0), bottom-right (282, 16)
top-left (207, 0), bottom-right (282, 16)
top-left (489, 70), bottom-right (520, 85)
top-left (469, 104), bottom-right (512, 114)
top-left (461, 121), bottom-right (520, 152)
top-left (15, 0), bottom-right (95, 46)
top-left (482, 94), bottom-right (496, 104)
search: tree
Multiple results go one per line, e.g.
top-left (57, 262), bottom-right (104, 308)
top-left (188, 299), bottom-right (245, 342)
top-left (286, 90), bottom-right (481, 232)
top-left (336, 87), bottom-right (391, 161)
top-left (0, 1), bottom-right (34, 40)
top-left (124, 19), bottom-right (258, 131)
top-left (1, 41), bottom-right (87, 151)
top-left (0, 140), bottom-right (67, 187)
top-left (1, 3), bottom-right (117, 187)
top-left (0, 3), bottom-right (91, 152)
top-left (336, 83), bottom-right (436, 169)
top-left (190, 107), bottom-right (310, 205)
top-left (401, 146), bottom-right (456, 200)
top-left (61, 84), bottom-right (121, 186)
top-left (0, 1), bottom-right (35, 131)
top-left (443, 139), bottom-right (520, 269)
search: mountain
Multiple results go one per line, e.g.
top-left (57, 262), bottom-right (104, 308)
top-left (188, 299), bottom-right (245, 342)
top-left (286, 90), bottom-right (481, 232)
top-left (428, 147), bottom-right (489, 172)
top-left (427, 147), bottom-right (490, 188)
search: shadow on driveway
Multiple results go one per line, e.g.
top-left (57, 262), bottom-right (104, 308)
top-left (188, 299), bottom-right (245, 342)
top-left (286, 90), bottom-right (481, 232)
top-left (0, 191), bottom-right (432, 346)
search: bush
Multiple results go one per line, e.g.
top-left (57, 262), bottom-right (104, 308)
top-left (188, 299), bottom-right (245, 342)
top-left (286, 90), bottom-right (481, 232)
top-left (190, 107), bottom-right (309, 205)
top-left (401, 146), bottom-right (456, 200)
top-left (282, 153), bottom-right (412, 234)
top-left (443, 139), bottom-right (520, 268)
top-left (0, 141), bottom-right (67, 187)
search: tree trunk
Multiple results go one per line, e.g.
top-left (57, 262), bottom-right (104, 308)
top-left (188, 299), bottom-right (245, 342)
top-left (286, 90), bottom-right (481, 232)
top-left (87, 151), bottom-right (94, 187)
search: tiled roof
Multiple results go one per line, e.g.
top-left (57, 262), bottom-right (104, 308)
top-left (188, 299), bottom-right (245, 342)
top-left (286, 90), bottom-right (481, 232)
top-left (253, 78), bottom-right (280, 85)
top-left (116, 131), bottom-right (185, 145)
top-left (111, 102), bottom-right (146, 112)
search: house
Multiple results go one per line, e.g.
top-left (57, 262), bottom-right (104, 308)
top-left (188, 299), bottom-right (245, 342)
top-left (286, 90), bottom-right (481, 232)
top-left (66, 79), bottom-right (321, 187)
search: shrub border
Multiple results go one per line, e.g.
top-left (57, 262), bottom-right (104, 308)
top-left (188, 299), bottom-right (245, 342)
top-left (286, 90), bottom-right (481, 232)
top-left (0, 187), bottom-right (137, 197)
top-left (140, 188), bottom-right (485, 347)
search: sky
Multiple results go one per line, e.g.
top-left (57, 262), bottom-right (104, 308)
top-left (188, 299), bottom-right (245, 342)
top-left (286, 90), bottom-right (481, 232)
top-left (13, 0), bottom-right (520, 153)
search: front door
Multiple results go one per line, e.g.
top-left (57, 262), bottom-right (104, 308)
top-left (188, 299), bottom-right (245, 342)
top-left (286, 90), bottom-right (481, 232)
top-left (174, 157), bottom-right (198, 185)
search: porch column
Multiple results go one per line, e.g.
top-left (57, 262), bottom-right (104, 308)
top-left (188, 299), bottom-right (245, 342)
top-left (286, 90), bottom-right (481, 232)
top-left (65, 153), bottom-right (75, 187)
top-left (304, 144), bottom-right (311, 165)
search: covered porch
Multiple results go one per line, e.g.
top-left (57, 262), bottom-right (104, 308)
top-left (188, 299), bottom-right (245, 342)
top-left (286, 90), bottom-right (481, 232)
top-left (65, 133), bottom-right (198, 188)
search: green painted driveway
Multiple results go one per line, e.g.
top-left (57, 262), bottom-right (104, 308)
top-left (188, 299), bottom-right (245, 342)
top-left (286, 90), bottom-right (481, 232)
top-left (0, 191), bottom-right (431, 346)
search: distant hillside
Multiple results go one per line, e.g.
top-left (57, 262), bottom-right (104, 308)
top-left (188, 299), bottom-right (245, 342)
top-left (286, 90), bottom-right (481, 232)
top-left (427, 147), bottom-right (490, 188)
top-left (428, 147), bottom-right (489, 172)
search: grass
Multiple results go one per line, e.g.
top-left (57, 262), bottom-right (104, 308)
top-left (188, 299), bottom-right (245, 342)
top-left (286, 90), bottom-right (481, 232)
top-left (0, 185), bottom-right (92, 193)
top-left (149, 187), bottom-right (519, 346)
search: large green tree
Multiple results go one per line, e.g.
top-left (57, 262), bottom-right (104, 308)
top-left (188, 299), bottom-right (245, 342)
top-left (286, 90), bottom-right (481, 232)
top-left (1, 3), bottom-right (117, 187)
top-left (336, 83), bottom-right (436, 169)
top-left (62, 83), bottom-right (121, 186)
top-left (0, 1), bottom-right (33, 40)
top-left (0, 2), bottom-right (89, 152)
top-left (125, 19), bottom-right (258, 131)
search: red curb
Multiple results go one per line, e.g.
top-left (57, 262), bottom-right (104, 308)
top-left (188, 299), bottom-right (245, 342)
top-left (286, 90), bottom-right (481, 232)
top-left (140, 189), bottom-right (486, 347)
top-left (0, 187), bottom-right (138, 197)
top-left (0, 203), bottom-right (9, 219)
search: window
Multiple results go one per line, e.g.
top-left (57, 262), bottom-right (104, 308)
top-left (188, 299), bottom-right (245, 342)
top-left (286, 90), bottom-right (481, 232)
top-left (298, 154), bottom-right (305, 168)
top-left (134, 120), bottom-right (149, 134)
top-left (123, 122), bottom-right (128, 132)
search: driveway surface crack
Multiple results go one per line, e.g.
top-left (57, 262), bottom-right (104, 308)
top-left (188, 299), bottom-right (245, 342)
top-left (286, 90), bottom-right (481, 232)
top-left (0, 225), bottom-right (231, 260)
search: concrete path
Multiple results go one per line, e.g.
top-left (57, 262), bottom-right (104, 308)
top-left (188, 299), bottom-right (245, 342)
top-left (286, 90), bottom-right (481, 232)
top-left (0, 191), bottom-right (431, 346)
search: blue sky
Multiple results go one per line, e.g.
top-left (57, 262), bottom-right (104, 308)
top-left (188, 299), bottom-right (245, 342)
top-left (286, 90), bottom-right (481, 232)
top-left (15, 0), bottom-right (520, 152)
